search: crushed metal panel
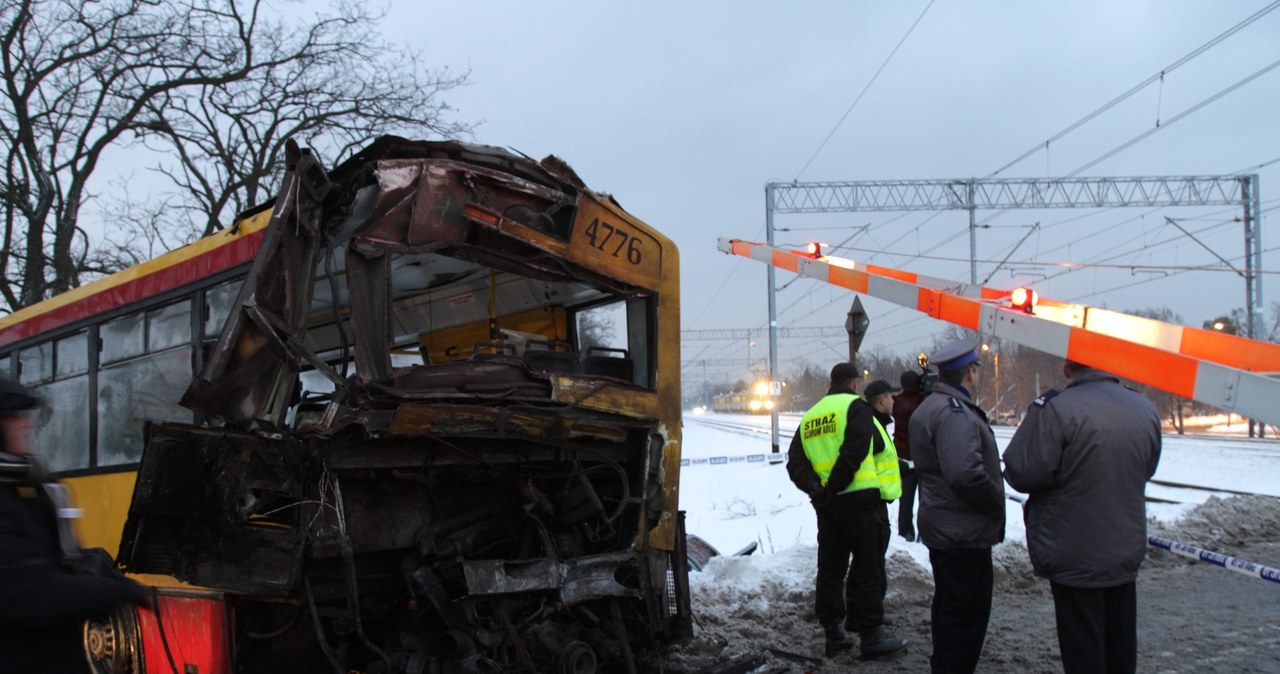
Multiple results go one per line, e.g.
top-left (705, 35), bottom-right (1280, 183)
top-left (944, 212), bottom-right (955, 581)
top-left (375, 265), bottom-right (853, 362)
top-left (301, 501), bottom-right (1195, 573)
top-left (463, 558), bottom-right (561, 595)
top-left (463, 551), bottom-right (639, 606)
top-left (550, 375), bottom-right (661, 419)
top-left (183, 145), bottom-right (330, 425)
top-left (388, 404), bottom-right (630, 443)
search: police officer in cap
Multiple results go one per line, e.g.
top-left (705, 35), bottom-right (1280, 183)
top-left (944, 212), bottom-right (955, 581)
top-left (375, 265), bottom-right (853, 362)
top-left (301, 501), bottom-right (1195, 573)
top-left (0, 378), bottom-right (149, 673)
top-left (908, 337), bottom-right (1005, 674)
top-left (787, 363), bottom-right (908, 660)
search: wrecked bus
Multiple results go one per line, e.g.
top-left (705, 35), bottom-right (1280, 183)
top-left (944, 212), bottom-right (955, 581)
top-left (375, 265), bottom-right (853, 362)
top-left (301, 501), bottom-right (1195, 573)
top-left (0, 137), bottom-right (691, 672)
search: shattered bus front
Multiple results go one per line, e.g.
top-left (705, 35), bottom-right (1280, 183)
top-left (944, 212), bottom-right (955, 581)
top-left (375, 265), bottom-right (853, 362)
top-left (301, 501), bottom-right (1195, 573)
top-left (117, 138), bottom-right (689, 673)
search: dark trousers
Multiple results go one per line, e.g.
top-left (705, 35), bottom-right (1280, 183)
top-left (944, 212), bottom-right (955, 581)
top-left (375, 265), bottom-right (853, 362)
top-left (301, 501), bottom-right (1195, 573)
top-left (928, 546), bottom-right (993, 674)
top-left (814, 496), bottom-right (889, 633)
top-left (897, 462), bottom-right (918, 538)
top-left (1050, 581), bottom-right (1137, 674)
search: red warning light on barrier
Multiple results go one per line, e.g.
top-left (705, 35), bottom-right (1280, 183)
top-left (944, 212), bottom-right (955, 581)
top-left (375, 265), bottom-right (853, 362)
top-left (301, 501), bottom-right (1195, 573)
top-left (1010, 287), bottom-right (1038, 314)
top-left (804, 242), bottom-right (823, 258)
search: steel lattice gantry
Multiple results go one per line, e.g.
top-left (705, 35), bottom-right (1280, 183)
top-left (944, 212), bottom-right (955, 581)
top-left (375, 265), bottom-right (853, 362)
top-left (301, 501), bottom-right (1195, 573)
top-left (765, 175), bottom-right (1263, 335)
top-left (768, 176), bottom-right (1255, 212)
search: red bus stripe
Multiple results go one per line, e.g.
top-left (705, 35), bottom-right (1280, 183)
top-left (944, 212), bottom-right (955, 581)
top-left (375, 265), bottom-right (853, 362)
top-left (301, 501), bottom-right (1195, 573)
top-left (0, 229), bottom-right (264, 348)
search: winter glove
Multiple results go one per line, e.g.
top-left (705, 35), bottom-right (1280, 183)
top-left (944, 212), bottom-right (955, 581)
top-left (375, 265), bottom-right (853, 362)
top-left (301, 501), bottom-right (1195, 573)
top-left (809, 488), bottom-right (834, 510)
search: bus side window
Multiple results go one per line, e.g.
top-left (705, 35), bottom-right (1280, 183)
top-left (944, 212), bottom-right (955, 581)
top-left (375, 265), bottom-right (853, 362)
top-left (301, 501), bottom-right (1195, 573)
top-left (204, 280), bottom-right (244, 338)
top-left (148, 300), bottom-right (192, 352)
top-left (19, 342), bottom-right (52, 385)
top-left (22, 333), bottom-right (91, 472)
top-left (98, 306), bottom-right (194, 467)
top-left (101, 313), bottom-right (145, 365)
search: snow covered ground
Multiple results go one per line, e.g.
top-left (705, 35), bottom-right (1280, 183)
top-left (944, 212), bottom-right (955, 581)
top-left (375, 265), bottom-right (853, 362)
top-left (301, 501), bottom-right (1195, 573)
top-left (666, 412), bottom-right (1280, 673)
top-left (679, 412), bottom-right (1280, 560)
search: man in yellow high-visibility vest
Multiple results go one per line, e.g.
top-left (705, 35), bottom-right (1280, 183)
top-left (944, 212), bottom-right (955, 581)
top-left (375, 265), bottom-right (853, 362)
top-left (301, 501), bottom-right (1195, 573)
top-left (787, 363), bottom-right (907, 661)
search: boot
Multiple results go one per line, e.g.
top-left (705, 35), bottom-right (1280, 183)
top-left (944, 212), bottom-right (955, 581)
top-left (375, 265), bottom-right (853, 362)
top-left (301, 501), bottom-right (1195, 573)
top-left (823, 624), bottom-right (854, 658)
top-left (859, 625), bottom-right (908, 659)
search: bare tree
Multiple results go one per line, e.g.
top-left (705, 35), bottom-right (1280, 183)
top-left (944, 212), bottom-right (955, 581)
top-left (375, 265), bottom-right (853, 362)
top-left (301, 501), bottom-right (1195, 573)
top-left (126, 6), bottom-right (472, 243)
top-left (0, 0), bottom-right (471, 311)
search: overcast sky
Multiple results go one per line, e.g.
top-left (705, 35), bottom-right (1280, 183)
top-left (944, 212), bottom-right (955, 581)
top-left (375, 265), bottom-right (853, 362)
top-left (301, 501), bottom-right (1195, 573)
top-left (383, 1), bottom-right (1279, 384)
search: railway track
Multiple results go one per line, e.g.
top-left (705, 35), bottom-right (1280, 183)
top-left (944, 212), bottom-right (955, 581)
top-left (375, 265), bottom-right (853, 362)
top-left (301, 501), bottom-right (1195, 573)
top-left (686, 415), bottom-right (782, 439)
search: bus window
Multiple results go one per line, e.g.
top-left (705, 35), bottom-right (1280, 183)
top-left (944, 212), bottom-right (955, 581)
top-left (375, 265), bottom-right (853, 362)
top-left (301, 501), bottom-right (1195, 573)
top-left (97, 348), bottom-right (193, 466)
top-left (101, 313), bottom-right (145, 364)
top-left (33, 374), bottom-right (90, 471)
top-left (55, 332), bottom-right (89, 378)
top-left (577, 302), bottom-right (625, 354)
top-left (23, 333), bottom-right (92, 471)
top-left (147, 300), bottom-right (192, 352)
top-left (204, 280), bottom-right (243, 338)
top-left (18, 342), bottom-right (52, 384)
top-left (576, 298), bottom-right (653, 387)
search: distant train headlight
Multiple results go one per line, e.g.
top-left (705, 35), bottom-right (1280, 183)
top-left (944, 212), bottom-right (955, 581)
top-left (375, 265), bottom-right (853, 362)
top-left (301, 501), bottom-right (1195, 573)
top-left (749, 400), bottom-right (762, 411)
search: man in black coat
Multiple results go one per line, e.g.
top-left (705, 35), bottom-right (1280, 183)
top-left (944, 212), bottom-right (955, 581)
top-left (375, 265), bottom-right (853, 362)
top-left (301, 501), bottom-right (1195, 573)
top-left (0, 378), bottom-right (149, 673)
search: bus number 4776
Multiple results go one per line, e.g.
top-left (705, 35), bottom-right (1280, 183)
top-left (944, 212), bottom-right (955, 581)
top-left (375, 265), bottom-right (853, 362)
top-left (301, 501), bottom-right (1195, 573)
top-left (582, 218), bottom-right (642, 265)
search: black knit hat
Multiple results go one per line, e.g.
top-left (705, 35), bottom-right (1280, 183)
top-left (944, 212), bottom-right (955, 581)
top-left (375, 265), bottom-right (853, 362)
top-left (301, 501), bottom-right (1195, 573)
top-left (0, 377), bottom-right (39, 414)
top-left (830, 362), bottom-right (858, 384)
top-left (863, 379), bottom-right (901, 398)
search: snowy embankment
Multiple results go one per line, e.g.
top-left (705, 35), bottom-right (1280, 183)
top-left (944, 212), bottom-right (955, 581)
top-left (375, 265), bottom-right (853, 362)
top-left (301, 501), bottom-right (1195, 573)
top-left (666, 413), bottom-right (1280, 673)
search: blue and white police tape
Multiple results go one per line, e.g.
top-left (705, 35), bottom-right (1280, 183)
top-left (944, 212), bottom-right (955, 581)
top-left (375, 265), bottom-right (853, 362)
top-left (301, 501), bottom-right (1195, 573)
top-left (1008, 493), bottom-right (1279, 586)
top-left (680, 455), bottom-right (770, 466)
top-left (1148, 535), bottom-right (1280, 586)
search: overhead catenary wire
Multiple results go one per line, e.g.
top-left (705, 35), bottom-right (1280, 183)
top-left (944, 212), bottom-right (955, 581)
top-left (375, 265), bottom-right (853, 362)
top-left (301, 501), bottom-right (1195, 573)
top-left (985, 0), bottom-right (1280, 178)
top-left (1068, 55), bottom-right (1280, 177)
top-left (793, 0), bottom-right (936, 180)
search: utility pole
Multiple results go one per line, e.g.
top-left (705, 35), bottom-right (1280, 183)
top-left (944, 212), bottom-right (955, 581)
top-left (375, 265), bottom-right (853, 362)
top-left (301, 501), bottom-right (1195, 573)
top-left (765, 184), bottom-right (781, 460)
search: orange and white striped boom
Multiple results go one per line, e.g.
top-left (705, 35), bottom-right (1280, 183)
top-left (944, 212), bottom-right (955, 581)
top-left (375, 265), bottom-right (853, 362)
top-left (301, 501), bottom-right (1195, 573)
top-left (718, 237), bottom-right (1280, 427)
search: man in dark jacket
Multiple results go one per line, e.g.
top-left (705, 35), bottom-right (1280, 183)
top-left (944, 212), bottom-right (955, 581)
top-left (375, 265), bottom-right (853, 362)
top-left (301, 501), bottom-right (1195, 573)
top-left (0, 378), bottom-right (149, 673)
top-left (891, 370), bottom-right (925, 542)
top-left (787, 363), bottom-right (907, 660)
top-left (908, 337), bottom-right (1005, 674)
top-left (1003, 361), bottom-right (1161, 674)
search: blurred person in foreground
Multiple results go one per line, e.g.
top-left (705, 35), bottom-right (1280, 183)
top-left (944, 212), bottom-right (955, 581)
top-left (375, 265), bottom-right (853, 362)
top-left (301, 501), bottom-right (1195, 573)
top-left (1002, 360), bottom-right (1161, 674)
top-left (787, 363), bottom-right (908, 661)
top-left (892, 369), bottom-right (926, 542)
top-left (908, 337), bottom-right (1005, 674)
top-left (0, 378), bottom-right (149, 673)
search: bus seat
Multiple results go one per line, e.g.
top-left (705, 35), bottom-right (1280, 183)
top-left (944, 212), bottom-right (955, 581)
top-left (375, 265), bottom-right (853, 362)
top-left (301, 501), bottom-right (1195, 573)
top-left (470, 340), bottom-right (518, 362)
top-left (523, 339), bottom-right (576, 374)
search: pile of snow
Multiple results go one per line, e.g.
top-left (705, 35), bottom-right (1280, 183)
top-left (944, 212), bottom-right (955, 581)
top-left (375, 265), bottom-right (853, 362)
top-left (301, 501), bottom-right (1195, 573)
top-left (1150, 494), bottom-right (1280, 554)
